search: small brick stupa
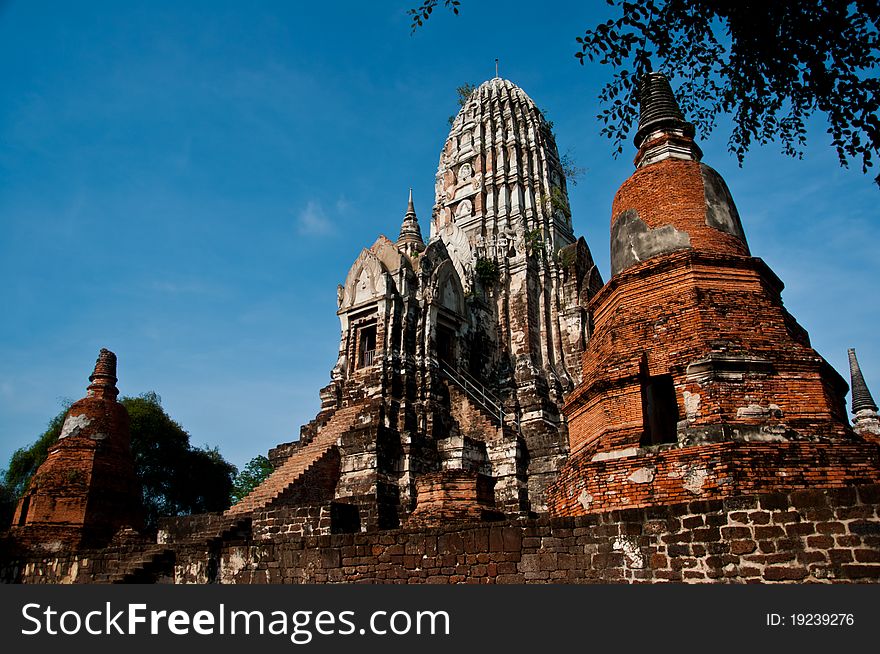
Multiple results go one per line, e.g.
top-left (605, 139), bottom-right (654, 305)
top-left (548, 73), bottom-right (880, 516)
top-left (11, 349), bottom-right (143, 550)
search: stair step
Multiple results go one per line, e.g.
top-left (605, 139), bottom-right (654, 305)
top-left (224, 406), bottom-right (360, 516)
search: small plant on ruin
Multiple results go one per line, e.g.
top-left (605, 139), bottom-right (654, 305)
top-left (62, 469), bottom-right (86, 485)
top-left (539, 107), bottom-right (554, 131)
top-left (526, 228), bottom-right (546, 254)
top-left (556, 246), bottom-right (577, 268)
top-left (475, 257), bottom-right (500, 288)
top-left (560, 149), bottom-right (586, 186)
top-left (550, 186), bottom-right (570, 218)
top-left (447, 82), bottom-right (477, 126)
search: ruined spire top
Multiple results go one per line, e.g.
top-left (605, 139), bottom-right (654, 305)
top-left (398, 188), bottom-right (425, 256)
top-left (87, 348), bottom-right (119, 400)
top-left (632, 72), bottom-right (701, 167)
top-left (848, 348), bottom-right (878, 413)
top-left (635, 72), bottom-right (694, 144)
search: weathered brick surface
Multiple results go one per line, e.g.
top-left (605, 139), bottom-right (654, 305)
top-left (548, 441), bottom-right (880, 516)
top-left (612, 159), bottom-right (749, 259)
top-left (4, 485), bottom-right (878, 584)
top-left (563, 250), bottom-right (852, 461)
top-left (407, 470), bottom-right (501, 526)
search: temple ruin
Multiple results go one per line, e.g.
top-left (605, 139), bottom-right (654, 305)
top-left (2, 73), bottom-right (879, 584)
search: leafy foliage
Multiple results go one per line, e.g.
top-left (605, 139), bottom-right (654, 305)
top-left (409, 0), bottom-right (460, 32)
top-left (230, 455), bottom-right (274, 504)
top-left (538, 106), bottom-right (555, 131)
top-left (525, 228), bottom-right (546, 254)
top-left (474, 257), bottom-right (500, 288)
top-left (0, 407), bottom-right (69, 526)
top-left (556, 246), bottom-right (577, 268)
top-left (411, 1), bottom-right (880, 186)
top-left (0, 392), bottom-right (238, 529)
top-left (550, 187), bottom-right (571, 218)
top-left (123, 392), bottom-right (237, 526)
top-left (0, 480), bottom-right (15, 530)
top-left (2, 404), bottom-right (69, 505)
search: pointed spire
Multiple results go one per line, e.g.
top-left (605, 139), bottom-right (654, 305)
top-left (397, 188), bottom-right (425, 256)
top-left (632, 72), bottom-right (702, 167)
top-left (848, 348), bottom-right (877, 413)
top-left (87, 348), bottom-right (119, 400)
top-left (406, 187), bottom-right (416, 216)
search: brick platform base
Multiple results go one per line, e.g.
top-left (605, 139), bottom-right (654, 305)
top-left (548, 441), bottom-right (880, 516)
top-left (3, 484), bottom-right (878, 584)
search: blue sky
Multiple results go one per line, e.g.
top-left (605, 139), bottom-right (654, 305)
top-left (1, 1), bottom-right (877, 473)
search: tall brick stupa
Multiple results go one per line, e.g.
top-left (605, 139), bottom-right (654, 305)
top-left (10, 349), bottom-right (143, 549)
top-left (548, 73), bottom-right (880, 516)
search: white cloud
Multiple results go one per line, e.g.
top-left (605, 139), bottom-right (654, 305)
top-left (335, 196), bottom-right (351, 213)
top-left (296, 200), bottom-right (335, 236)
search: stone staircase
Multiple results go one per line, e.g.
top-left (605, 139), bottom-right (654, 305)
top-left (93, 515), bottom-right (253, 583)
top-left (225, 404), bottom-right (361, 516)
top-left (92, 544), bottom-right (175, 584)
top-left (439, 362), bottom-right (519, 433)
top-left (86, 403), bottom-right (363, 583)
top-left (161, 514), bottom-right (253, 545)
top-left (446, 381), bottom-right (505, 439)
top-left (443, 379), bottom-right (520, 446)
top-left (439, 372), bottom-right (527, 515)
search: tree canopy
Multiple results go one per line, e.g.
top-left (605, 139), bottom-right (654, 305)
top-left (410, 0), bottom-right (880, 185)
top-left (0, 392), bottom-right (238, 529)
top-left (125, 392), bottom-right (237, 525)
top-left (230, 455), bottom-right (274, 505)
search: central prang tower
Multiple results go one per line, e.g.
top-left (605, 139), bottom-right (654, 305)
top-left (433, 77), bottom-right (602, 510)
top-left (229, 77), bottom-right (602, 527)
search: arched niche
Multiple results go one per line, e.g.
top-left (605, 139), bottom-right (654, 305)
top-left (435, 221), bottom-right (474, 294)
top-left (340, 248), bottom-right (387, 311)
top-left (432, 260), bottom-right (465, 317)
top-left (426, 259), bottom-right (466, 368)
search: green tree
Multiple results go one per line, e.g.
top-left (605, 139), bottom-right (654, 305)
top-left (230, 455), bottom-right (274, 505)
top-left (0, 392), bottom-right (238, 529)
top-left (410, 1), bottom-right (880, 185)
top-left (122, 392), bottom-right (237, 526)
top-left (2, 404), bottom-right (69, 506)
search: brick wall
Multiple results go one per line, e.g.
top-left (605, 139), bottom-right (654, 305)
top-left (565, 250), bottom-right (851, 458)
top-left (5, 485), bottom-right (878, 584)
top-left (407, 470), bottom-right (500, 526)
top-left (548, 441), bottom-right (880, 516)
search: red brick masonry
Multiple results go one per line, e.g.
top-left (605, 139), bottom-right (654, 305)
top-left (4, 484), bottom-right (878, 583)
top-left (549, 441), bottom-right (880, 516)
